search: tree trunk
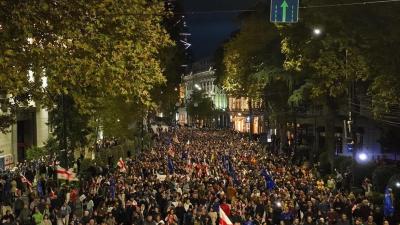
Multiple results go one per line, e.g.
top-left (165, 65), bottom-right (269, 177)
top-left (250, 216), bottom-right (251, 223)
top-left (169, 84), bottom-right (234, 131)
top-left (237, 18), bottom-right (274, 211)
top-left (324, 96), bottom-right (337, 172)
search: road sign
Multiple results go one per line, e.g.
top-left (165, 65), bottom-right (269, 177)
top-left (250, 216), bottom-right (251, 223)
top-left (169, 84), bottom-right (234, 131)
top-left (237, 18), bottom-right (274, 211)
top-left (270, 0), bottom-right (299, 23)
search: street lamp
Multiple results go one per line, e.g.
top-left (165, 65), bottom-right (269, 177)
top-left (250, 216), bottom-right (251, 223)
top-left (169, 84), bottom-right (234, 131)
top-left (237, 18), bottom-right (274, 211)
top-left (355, 151), bottom-right (370, 164)
top-left (313, 28), bottom-right (322, 36)
top-left (396, 182), bottom-right (400, 188)
top-left (358, 152), bottom-right (367, 161)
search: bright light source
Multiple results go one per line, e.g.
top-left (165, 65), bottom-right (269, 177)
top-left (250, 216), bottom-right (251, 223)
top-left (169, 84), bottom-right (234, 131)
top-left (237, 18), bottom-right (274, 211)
top-left (313, 28), bottom-right (322, 36)
top-left (194, 84), bottom-right (202, 90)
top-left (276, 201), bottom-right (282, 207)
top-left (396, 182), bottom-right (400, 188)
top-left (358, 152), bottom-right (368, 161)
top-left (238, 113), bottom-right (242, 116)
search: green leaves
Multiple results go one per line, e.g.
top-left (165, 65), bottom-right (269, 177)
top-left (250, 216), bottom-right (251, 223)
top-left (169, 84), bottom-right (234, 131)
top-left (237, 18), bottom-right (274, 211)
top-left (0, 0), bottom-right (173, 132)
top-left (186, 90), bottom-right (215, 121)
top-left (221, 6), bottom-right (282, 98)
top-left (280, 0), bottom-right (400, 116)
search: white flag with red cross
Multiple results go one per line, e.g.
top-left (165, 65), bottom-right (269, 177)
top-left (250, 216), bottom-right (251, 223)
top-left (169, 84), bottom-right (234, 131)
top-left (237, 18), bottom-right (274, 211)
top-left (56, 166), bottom-right (78, 181)
top-left (219, 206), bottom-right (233, 225)
top-left (117, 158), bottom-right (127, 173)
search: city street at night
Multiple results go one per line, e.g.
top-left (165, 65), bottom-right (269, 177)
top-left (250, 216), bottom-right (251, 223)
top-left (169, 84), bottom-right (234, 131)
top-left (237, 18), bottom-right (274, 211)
top-left (1, 0), bottom-right (400, 224)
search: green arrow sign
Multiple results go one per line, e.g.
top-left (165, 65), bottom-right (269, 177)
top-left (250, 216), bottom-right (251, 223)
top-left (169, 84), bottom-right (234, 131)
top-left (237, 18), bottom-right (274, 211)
top-left (270, 0), bottom-right (299, 23)
top-left (281, 0), bottom-right (288, 22)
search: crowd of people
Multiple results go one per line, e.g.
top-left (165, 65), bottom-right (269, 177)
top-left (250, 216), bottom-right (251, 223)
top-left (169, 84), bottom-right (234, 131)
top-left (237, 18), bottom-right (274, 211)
top-left (0, 128), bottom-right (398, 225)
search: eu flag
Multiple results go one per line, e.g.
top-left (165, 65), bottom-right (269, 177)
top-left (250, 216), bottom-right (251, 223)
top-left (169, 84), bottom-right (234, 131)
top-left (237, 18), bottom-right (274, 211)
top-left (167, 158), bottom-right (174, 174)
top-left (110, 178), bottom-right (116, 200)
top-left (261, 169), bottom-right (276, 190)
top-left (384, 188), bottom-right (394, 217)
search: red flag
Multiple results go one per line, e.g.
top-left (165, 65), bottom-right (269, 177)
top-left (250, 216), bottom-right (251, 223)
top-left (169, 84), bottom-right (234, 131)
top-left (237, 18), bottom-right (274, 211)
top-left (219, 206), bottom-right (233, 225)
top-left (117, 158), bottom-right (127, 173)
top-left (56, 166), bottom-right (78, 181)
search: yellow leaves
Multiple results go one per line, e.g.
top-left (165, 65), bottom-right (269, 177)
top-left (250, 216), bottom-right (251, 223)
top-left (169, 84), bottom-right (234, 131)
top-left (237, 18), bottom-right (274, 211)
top-left (0, 0), bottom-right (172, 121)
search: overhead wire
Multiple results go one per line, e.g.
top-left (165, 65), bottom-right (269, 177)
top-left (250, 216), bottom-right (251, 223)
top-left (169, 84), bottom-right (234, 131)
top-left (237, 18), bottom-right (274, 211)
top-left (299, 0), bottom-right (400, 8)
top-left (98, 0), bottom-right (400, 16)
top-left (173, 0), bottom-right (400, 16)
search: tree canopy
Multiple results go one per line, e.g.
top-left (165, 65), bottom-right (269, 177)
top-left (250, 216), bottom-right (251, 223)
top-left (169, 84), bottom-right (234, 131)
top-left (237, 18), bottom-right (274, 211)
top-left (0, 0), bottom-right (173, 132)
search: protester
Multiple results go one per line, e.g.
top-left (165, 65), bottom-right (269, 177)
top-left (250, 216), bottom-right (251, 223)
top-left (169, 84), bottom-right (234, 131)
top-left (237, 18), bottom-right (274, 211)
top-left (0, 128), bottom-right (397, 225)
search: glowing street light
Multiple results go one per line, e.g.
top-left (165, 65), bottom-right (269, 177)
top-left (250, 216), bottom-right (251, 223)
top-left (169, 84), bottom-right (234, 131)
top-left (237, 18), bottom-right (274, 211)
top-left (358, 152), bottom-right (368, 162)
top-left (313, 28), bottom-right (321, 35)
top-left (313, 28), bottom-right (322, 36)
top-left (396, 182), bottom-right (400, 188)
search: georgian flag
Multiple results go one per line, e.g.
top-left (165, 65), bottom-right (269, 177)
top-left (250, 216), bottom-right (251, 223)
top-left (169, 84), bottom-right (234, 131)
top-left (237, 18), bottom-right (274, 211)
top-left (117, 158), bottom-right (127, 173)
top-left (219, 206), bottom-right (233, 225)
top-left (56, 166), bottom-right (78, 181)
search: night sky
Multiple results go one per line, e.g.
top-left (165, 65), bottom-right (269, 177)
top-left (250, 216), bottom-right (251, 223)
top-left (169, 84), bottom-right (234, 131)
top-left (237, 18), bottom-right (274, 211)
top-left (182, 0), bottom-right (260, 61)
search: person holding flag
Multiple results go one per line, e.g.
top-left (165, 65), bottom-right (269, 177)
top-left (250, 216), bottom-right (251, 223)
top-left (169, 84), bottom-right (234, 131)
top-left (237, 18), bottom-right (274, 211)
top-left (261, 168), bottom-right (276, 191)
top-left (56, 166), bottom-right (78, 182)
top-left (117, 158), bottom-right (127, 173)
top-left (20, 173), bottom-right (32, 187)
top-left (383, 187), bottom-right (394, 218)
top-left (219, 202), bottom-right (233, 225)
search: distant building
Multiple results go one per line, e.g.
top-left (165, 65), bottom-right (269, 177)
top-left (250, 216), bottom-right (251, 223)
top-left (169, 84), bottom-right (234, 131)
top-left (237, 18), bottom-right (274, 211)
top-left (178, 60), bottom-right (229, 127)
top-left (228, 97), bottom-right (264, 134)
top-left (0, 105), bottom-right (50, 169)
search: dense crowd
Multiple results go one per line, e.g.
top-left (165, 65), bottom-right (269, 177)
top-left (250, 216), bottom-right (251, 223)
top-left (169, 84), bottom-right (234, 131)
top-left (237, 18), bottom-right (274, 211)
top-left (0, 128), bottom-right (398, 225)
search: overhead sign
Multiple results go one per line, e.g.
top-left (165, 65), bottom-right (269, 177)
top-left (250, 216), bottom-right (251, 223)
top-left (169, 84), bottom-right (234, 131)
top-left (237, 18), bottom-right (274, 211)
top-left (270, 0), bottom-right (299, 23)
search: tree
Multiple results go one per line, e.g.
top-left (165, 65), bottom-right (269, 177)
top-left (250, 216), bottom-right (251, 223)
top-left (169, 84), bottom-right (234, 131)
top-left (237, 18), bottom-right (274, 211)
top-left (279, 0), bottom-right (373, 166)
top-left (97, 96), bottom-right (143, 140)
top-left (0, 0), bottom-right (173, 133)
top-left (49, 95), bottom-right (92, 155)
top-left (186, 90), bottom-right (215, 125)
top-left (218, 3), bottom-right (292, 145)
top-left (151, 0), bottom-right (186, 121)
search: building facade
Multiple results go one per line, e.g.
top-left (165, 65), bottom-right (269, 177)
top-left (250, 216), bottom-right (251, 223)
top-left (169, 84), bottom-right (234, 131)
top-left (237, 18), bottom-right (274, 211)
top-left (228, 97), bottom-right (264, 134)
top-left (0, 106), bottom-right (50, 169)
top-left (178, 66), bottom-right (229, 127)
